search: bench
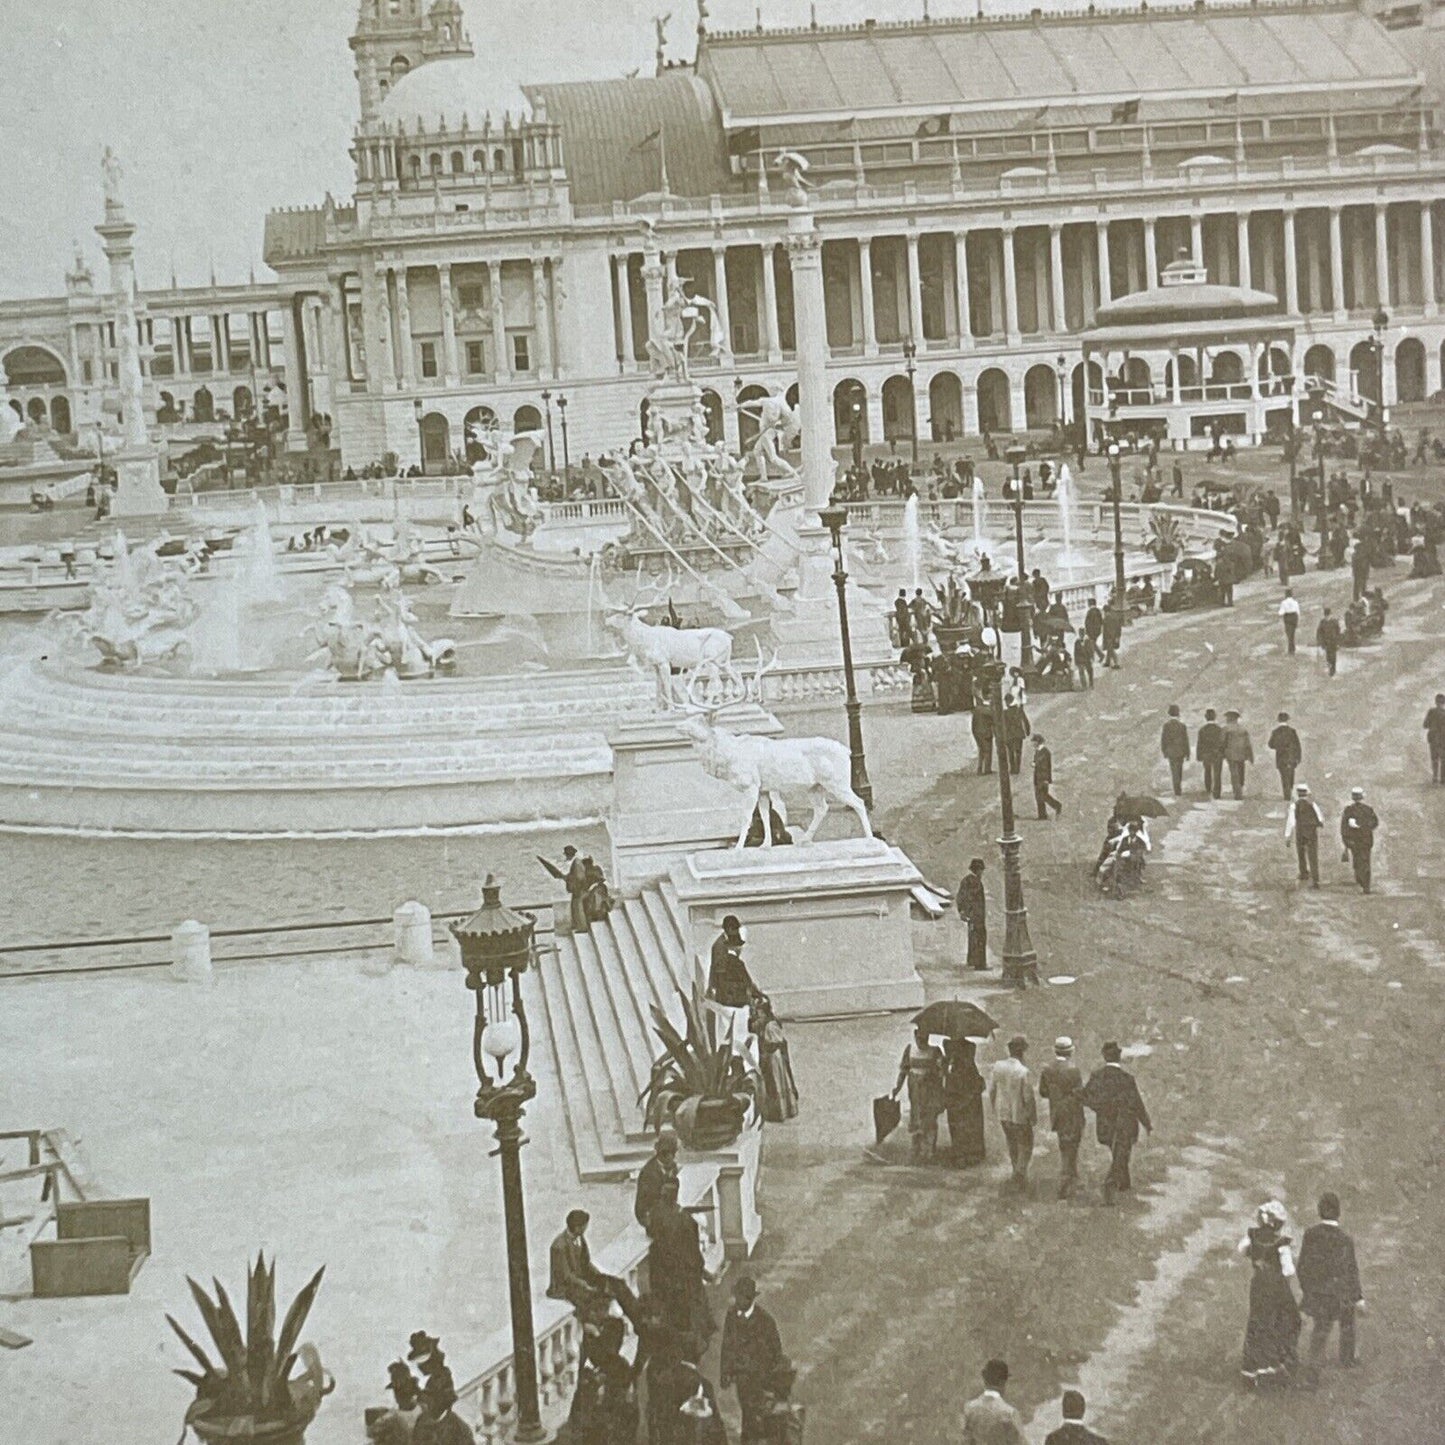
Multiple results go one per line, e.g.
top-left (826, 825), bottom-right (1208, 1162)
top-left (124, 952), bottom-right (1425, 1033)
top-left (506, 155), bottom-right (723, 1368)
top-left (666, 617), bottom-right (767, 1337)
top-left (30, 1198), bottom-right (151, 1297)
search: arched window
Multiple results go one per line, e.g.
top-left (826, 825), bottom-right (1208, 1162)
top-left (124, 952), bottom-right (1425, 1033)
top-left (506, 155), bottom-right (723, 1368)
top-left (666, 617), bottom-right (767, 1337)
top-left (450, 151), bottom-right (465, 174)
top-left (472, 150), bottom-right (485, 169)
top-left (428, 153), bottom-right (442, 175)
top-left (513, 403), bottom-right (543, 434)
top-left (409, 155), bottom-right (422, 180)
top-left (832, 378), bottom-right (868, 445)
top-left (928, 372), bottom-right (963, 442)
top-left (699, 389), bottom-right (724, 445)
top-left (1023, 364), bottom-right (1059, 429)
top-left (493, 148), bottom-right (505, 171)
top-left (50, 395), bottom-right (72, 434)
top-left (2, 345), bottom-right (67, 388)
top-left (975, 369), bottom-right (1012, 433)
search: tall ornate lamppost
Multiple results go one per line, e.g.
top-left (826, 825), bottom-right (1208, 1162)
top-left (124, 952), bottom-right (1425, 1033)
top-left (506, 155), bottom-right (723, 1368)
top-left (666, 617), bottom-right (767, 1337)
top-left (556, 393), bottom-right (570, 474)
top-left (903, 340), bottom-right (919, 467)
top-left (1370, 307), bottom-right (1389, 444)
top-left (412, 397), bottom-right (426, 477)
top-left (850, 400), bottom-right (864, 473)
top-left (540, 389), bottom-right (557, 476)
top-left (819, 501), bottom-right (874, 809)
top-left (1004, 442), bottom-right (1032, 669)
top-left (1107, 440), bottom-right (1126, 600)
top-left (980, 646), bottom-right (1038, 988)
top-left (452, 877), bottom-right (547, 1444)
top-left (1311, 406), bottom-right (1327, 532)
top-left (1056, 353), bottom-right (1070, 432)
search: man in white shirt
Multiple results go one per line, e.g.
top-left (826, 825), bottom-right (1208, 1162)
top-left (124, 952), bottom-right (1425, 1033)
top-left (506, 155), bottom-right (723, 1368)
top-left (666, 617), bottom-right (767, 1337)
top-left (988, 1035), bottom-right (1037, 1193)
top-left (1278, 588), bottom-right (1301, 654)
top-left (1283, 782), bottom-right (1324, 887)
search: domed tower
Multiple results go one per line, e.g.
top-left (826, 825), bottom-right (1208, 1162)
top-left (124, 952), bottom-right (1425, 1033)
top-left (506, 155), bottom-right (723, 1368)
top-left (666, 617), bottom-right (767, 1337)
top-left (350, 0), bottom-right (473, 125)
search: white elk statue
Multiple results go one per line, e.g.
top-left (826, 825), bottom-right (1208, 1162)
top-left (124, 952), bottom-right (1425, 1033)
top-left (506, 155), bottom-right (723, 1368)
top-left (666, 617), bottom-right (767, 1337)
top-left (604, 572), bottom-right (733, 704)
top-left (675, 661), bottom-right (873, 847)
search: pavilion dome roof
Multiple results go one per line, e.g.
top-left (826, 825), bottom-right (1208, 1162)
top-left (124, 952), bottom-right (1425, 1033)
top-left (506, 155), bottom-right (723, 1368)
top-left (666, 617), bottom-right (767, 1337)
top-left (1093, 257), bottom-right (1279, 329)
top-left (379, 53), bottom-right (532, 131)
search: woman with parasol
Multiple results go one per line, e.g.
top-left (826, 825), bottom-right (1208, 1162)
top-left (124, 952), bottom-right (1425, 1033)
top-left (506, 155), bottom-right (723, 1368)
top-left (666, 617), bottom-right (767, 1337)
top-left (910, 1001), bottom-right (997, 1167)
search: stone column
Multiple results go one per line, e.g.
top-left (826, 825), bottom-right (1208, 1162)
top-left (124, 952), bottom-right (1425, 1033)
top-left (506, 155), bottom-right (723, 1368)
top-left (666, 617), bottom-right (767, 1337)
top-left (392, 267), bottom-right (414, 386)
top-left (439, 263), bottom-right (459, 384)
top-left (1144, 218), bottom-right (1159, 289)
top-left (280, 300), bottom-right (308, 450)
top-left (954, 232), bottom-right (972, 347)
top-left (1427, 342), bottom-right (1443, 398)
top-left (760, 245), bottom-right (782, 361)
top-left (1048, 224), bottom-right (1066, 334)
top-left (1283, 211), bottom-right (1299, 314)
top-left (858, 237), bottom-right (878, 354)
top-left (711, 246), bottom-right (733, 361)
top-left (175, 317), bottom-right (190, 376)
top-left (1237, 213), bottom-right (1252, 289)
top-left (213, 315), bottom-right (229, 374)
top-left (1170, 348), bottom-right (1182, 403)
top-left (1191, 214), bottom-right (1204, 269)
top-left (1375, 204), bottom-right (1392, 308)
top-left (364, 265), bottom-right (395, 391)
top-left (1001, 228), bottom-right (1020, 343)
top-left (905, 232), bottom-right (925, 346)
top-left (1421, 203), bottom-right (1437, 316)
top-left (530, 258), bottom-right (552, 378)
top-left (1096, 220), bottom-right (1112, 304)
top-left (786, 216), bottom-right (832, 513)
top-left (1329, 208), bottom-right (1346, 320)
top-left (1248, 341), bottom-right (1262, 399)
top-left (489, 260), bottom-right (511, 380)
top-left (329, 282), bottom-right (350, 390)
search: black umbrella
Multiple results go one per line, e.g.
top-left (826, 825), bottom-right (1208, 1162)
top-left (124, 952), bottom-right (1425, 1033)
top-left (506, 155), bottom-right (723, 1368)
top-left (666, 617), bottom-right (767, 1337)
top-left (912, 999), bottom-right (999, 1040)
top-left (872, 1094), bottom-right (902, 1147)
top-left (1114, 793), bottom-right (1169, 820)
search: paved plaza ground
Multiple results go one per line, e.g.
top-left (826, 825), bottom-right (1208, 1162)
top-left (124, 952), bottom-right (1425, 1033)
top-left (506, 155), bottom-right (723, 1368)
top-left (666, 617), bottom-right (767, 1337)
top-left (1, 448), bottom-right (1443, 1442)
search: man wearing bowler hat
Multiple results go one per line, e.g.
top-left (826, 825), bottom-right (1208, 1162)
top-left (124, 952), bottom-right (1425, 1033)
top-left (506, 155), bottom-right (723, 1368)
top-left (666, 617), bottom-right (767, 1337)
top-left (1081, 1042), bottom-right (1152, 1205)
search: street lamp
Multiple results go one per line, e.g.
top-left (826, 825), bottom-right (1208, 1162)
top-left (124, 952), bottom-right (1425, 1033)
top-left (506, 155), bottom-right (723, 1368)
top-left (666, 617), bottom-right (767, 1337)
top-left (557, 393), bottom-right (570, 473)
top-left (850, 400), bottom-right (863, 473)
top-left (1370, 307), bottom-right (1389, 442)
top-left (902, 339), bottom-right (919, 467)
top-left (1004, 442), bottom-right (1032, 669)
top-left (979, 649), bottom-right (1038, 989)
top-left (1056, 353), bottom-right (1069, 431)
top-left (1106, 440), bottom-right (1126, 601)
top-left (452, 876), bottom-right (547, 1445)
top-left (412, 396), bottom-right (425, 477)
top-left (540, 388), bottom-right (557, 475)
top-left (818, 501), bottom-right (874, 810)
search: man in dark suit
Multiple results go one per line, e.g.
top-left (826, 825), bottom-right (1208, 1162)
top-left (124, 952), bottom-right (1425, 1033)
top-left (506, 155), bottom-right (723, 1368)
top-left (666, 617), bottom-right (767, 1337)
top-left (957, 858), bottom-right (988, 971)
top-left (1032, 734), bottom-right (1062, 820)
top-left (1038, 1036), bottom-right (1085, 1199)
top-left (719, 1275), bottom-right (784, 1442)
top-left (633, 1129), bottom-right (679, 1232)
top-left (1080, 1041), bottom-right (1152, 1204)
top-left (1196, 709), bottom-right (1225, 798)
top-left (1160, 704), bottom-right (1190, 797)
top-left (1340, 787), bottom-right (1379, 893)
top-left (962, 1357), bottom-right (1025, 1444)
top-left (1297, 1192), bottom-right (1364, 1367)
top-left (1044, 1390), bottom-right (1109, 1444)
top-left (1267, 711), bottom-right (1302, 801)
top-left (547, 1209), bottom-right (609, 1314)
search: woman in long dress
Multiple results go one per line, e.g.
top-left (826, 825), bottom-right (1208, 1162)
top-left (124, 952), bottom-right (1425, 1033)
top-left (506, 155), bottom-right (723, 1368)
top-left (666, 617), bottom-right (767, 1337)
top-left (942, 1038), bottom-right (986, 1167)
top-left (753, 997), bottom-right (798, 1123)
top-left (892, 1028), bottom-right (945, 1163)
top-left (1240, 1200), bottom-right (1302, 1385)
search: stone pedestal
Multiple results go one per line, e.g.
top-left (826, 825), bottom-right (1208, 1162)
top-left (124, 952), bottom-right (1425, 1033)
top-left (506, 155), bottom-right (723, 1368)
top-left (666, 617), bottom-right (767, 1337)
top-left (644, 380), bottom-right (703, 447)
top-left (667, 837), bottom-right (926, 1019)
top-left (110, 446), bottom-right (168, 517)
top-left (608, 704), bottom-right (784, 892)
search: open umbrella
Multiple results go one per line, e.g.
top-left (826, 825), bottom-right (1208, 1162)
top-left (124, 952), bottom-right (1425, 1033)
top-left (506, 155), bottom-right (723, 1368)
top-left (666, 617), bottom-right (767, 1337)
top-left (912, 999), bottom-right (999, 1040)
top-left (1114, 793), bottom-right (1169, 820)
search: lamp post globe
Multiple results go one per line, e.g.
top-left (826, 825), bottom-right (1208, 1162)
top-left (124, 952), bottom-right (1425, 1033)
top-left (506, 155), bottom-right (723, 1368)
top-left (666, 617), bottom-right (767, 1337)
top-left (451, 876), bottom-right (547, 1443)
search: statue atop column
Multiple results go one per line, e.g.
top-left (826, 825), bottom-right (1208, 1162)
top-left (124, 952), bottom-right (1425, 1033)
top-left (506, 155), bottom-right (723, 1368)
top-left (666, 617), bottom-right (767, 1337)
top-left (774, 150), bottom-right (812, 210)
top-left (102, 146), bottom-right (126, 216)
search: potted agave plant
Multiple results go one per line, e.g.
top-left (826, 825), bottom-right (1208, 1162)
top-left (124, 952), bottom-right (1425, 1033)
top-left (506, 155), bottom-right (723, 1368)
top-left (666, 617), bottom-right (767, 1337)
top-left (639, 984), bottom-right (759, 1151)
top-left (932, 572), bottom-right (976, 652)
top-left (167, 1254), bottom-right (330, 1445)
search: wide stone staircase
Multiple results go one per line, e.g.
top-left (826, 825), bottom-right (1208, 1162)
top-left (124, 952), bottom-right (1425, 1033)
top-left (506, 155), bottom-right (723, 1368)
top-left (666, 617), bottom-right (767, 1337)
top-left (534, 880), bottom-right (699, 1182)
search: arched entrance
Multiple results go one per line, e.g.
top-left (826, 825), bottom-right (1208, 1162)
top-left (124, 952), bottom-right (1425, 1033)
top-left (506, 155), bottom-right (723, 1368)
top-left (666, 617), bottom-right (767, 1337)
top-left (1164, 355), bottom-right (1199, 391)
top-left (192, 386), bottom-right (215, 423)
top-left (1120, 356), bottom-right (1152, 392)
top-left (1349, 340), bottom-right (1381, 405)
top-left (881, 375), bottom-right (915, 444)
top-left (1302, 344), bottom-right (1335, 384)
top-left (233, 386), bottom-right (254, 418)
top-left (463, 405), bottom-right (499, 460)
top-left (26, 397), bottom-right (48, 426)
top-left (975, 368), bottom-right (1011, 434)
top-left (49, 396), bottom-right (72, 433)
top-left (1071, 360), bottom-right (1103, 421)
top-left (419, 412), bottom-right (451, 473)
top-left (928, 372), bottom-right (963, 442)
top-left (1207, 351), bottom-right (1243, 385)
top-left (513, 403), bottom-right (543, 434)
top-left (1395, 337), bottom-right (1426, 403)
top-left (699, 388), bottom-right (724, 445)
top-left (832, 378), bottom-right (867, 446)
top-left (2, 345), bottom-right (66, 389)
top-left (737, 384), bottom-right (769, 452)
top-left (1023, 364), bottom-right (1059, 429)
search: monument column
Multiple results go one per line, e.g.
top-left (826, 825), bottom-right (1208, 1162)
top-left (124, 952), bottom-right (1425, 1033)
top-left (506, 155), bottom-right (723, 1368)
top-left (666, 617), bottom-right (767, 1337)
top-left (1375, 204), bottom-right (1392, 308)
top-left (1283, 210), bottom-right (1300, 314)
top-left (760, 245), bottom-right (782, 362)
top-left (905, 232), bottom-right (926, 347)
top-left (439, 263), bottom-right (460, 384)
top-left (94, 147), bottom-right (166, 515)
top-left (1001, 228), bottom-right (1020, 344)
top-left (1237, 213), bottom-right (1252, 289)
top-left (858, 238), bottom-right (878, 355)
top-left (954, 232), bottom-right (972, 348)
top-left (1329, 208), bottom-right (1346, 320)
top-left (1096, 220), bottom-right (1112, 304)
top-left (786, 219), bottom-right (833, 514)
top-left (489, 260), bottom-right (511, 381)
top-left (530, 259), bottom-right (552, 379)
top-left (1421, 203), bottom-right (1437, 316)
top-left (1048, 224), bottom-right (1066, 334)
top-left (711, 246), bottom-right (733, 362)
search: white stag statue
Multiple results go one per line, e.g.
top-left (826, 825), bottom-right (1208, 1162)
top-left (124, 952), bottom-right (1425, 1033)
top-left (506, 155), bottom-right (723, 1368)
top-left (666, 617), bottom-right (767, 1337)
top-left (676, 664), bottom-right (873, 847)
top-left (604, 572), bottom-right (732, 703)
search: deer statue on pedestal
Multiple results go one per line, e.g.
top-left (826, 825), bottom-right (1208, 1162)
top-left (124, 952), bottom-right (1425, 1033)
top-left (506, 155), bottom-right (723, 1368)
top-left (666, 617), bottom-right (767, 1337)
top-left (603, 569), bottom-right (734, 705)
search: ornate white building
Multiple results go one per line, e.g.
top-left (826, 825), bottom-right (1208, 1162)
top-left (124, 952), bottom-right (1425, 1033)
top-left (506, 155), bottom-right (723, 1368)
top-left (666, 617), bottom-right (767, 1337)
top-left (7, 0), bottom-right (1445, 465)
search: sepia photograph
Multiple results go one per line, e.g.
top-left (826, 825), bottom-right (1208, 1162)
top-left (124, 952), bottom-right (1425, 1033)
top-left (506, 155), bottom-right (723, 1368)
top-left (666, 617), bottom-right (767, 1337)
top-left (0, 0), bottom-right (1442, 1440)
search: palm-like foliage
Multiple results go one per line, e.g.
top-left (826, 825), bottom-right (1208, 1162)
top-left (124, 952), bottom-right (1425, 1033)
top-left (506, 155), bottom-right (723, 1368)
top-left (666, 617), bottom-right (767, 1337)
top-left (639, 984), bottom-right (758, 1135)
top-left (167, 1254), bottom-right (325, 1429)
top-left (933, 573), bottom-right (973, 629)
top-left (1148, 511), bottom-right (1183, 561)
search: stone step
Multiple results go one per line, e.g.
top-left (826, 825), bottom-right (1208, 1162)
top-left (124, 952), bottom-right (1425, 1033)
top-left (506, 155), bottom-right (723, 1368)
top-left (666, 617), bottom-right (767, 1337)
top-left (587, 917), bottom-right (658, 1112)
top-left (616, 898), bottom-right (674, 1016)
top-left (658, 879), bottom-right (701, 990)
top-left (625, 895), bottom-right (687, 1020)
top-left (570, 924), bottom-right (649, 1138)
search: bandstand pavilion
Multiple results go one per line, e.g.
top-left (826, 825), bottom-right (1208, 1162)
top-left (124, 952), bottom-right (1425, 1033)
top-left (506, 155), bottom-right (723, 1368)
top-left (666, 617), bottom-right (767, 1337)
top-left (1082, 252), bottom-right (1298, 447)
